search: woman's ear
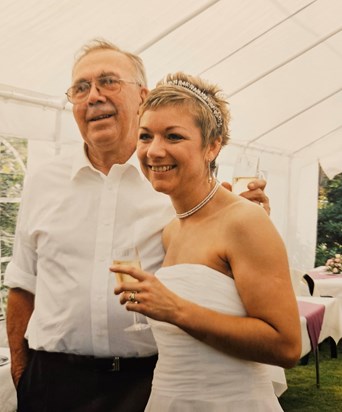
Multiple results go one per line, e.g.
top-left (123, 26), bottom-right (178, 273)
top-left (208, 136), bottom-right (222, 160)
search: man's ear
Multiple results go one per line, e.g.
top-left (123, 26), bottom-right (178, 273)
top-left (140, 87), bottom-right (149, 104)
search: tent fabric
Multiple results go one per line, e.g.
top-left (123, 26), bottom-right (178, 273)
top-left (0, 0), bottom-right (341, 271)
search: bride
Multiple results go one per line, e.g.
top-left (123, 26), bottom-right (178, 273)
top-left (113, 71), bottom-right (301, 411)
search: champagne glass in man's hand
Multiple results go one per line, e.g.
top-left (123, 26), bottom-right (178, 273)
top-left (232, 153), bottom-right (260, 195)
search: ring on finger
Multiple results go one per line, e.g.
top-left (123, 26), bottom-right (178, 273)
top-left (128, 291), bottom-right (139, 303)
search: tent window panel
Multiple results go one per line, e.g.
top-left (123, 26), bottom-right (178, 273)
top-left (0, 136), bottom-right (27, 318)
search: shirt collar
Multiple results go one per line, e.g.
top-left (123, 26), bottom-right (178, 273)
top-left (70, 143), bottom-right (145, 180)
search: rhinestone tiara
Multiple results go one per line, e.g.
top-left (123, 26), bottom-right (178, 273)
top-left (165, 79), bottom-right (223, 129)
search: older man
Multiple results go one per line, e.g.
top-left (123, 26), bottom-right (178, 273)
top-left (5, 40), bottom-right (270, 412)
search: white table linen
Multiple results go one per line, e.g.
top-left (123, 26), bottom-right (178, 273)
top-left (310, 266), bottom-right (342, 298)
top-left (297, 296), bottom-right (342, 357)
top-left (0, 347), bottom-right (16, 412)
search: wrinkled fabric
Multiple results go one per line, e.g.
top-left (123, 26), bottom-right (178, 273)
top-left (145, 264), bottom-right (283, 412)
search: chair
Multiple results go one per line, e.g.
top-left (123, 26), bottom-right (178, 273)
top-left (290, 268), bottom-right (316, 297)
top-left (303, 274), bottom-right (316, 296)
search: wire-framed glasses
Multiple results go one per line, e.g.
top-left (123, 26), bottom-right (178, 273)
top-left (65, 75), bottom-right (141, 104)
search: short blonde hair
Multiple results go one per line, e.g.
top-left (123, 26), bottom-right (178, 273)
top-left (139, 72), bottom-right (230, 170)
top-left (73, 38), bottom-right (147, 87)
top-left (140, 72), bottom-right (230, 148)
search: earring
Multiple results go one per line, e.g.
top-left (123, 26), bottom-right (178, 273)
top-left (208, 159), bottom-right (212, 183)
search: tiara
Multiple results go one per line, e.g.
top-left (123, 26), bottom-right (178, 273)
top-left (165, 79), bottom-right (223, 129)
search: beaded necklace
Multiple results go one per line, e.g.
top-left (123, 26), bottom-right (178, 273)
top-left (176, 180), bottom-right (220, 219)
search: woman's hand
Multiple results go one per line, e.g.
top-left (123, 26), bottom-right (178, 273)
top-left (111, 264), bottom-right (181, 323)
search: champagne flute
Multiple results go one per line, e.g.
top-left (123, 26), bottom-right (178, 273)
top-left (232, 153), bottom-right (260, 194)
top-left (113, 247), bottom-right (150, 331)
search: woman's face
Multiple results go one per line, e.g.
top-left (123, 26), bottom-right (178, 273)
top-left (137, 105), bottom-right (214, 197)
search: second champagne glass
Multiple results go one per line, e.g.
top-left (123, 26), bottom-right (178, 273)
top-left (232, 153), bottom-right (260, 195)
top-left (113, 247), bottom-right (150, 331)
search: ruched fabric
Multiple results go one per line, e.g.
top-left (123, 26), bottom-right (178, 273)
top-left (145, 264), bottom-right (283, 412)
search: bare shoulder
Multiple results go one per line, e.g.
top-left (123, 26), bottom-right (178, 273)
top-left (232, 196), bottom-right (270, 220)
top-left (220, 194), bottom-right (275, 236)
top-left (220, 191), bottom-right (268, 219)
top-left (227, 195), bottom-right (286, 258)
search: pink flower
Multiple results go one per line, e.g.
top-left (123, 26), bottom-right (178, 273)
top-left (325, 253), bottom-right (342, 274)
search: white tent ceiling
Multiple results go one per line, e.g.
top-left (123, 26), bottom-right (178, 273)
top-left (1, 0), bottom-right (341, 160)
top-left (0, 0), bottom-right (341, 270)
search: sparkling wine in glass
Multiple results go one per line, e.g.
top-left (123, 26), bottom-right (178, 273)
top-left (232, 153), bottom-right (260, 195)
top-left (113, 247), bottom-right (150, 331)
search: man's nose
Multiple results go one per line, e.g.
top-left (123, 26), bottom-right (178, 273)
top-left (87, 82), bottom-right (106, 104)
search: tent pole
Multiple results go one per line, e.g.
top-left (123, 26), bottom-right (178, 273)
top-left (0, 89), bottom-right (70, 111)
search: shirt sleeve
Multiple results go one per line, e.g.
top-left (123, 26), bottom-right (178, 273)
top-left (4, 260), bottom-right (36, 294)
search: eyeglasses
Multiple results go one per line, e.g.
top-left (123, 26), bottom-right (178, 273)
top-left (65, 76), bottom-right (141, 104)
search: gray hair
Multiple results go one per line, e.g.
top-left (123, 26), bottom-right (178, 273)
top-left (73, 38), bottom-right (147, 87)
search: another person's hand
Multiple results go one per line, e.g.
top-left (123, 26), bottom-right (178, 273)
top-left (221, 179), bottom-right (270, 215)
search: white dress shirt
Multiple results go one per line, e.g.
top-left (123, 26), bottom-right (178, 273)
top-left (5, 145), bottom-right (174, 357)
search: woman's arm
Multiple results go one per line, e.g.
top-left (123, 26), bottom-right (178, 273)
top-left (113, 204), bottom-right (301, 368)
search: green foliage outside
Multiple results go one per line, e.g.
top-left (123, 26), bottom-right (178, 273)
top-left (0, 136), bottom-right (27, 316)
top-left (315, 172), bottom-right (342, 267)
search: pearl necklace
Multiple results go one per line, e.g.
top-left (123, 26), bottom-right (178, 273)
top-left (176, 180), bottom-right (220, 219)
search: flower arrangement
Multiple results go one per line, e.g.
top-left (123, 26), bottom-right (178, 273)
top-left (325, 254), bottom-right (342, 274)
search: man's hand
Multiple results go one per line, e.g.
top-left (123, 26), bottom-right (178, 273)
top-left (11, 358), bottom-right (29, 388)
top-left (221, 179), bottom-right (270, 215)
top-left (6, 288), bottom-right (34, 388)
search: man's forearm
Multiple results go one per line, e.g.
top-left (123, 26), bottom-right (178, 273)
top-left (6, 288), bottom-right (34, 387)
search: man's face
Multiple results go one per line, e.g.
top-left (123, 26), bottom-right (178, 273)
top-left (71, 49), bottom-right (146, 154)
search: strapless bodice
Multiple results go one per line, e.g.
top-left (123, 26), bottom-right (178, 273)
top-left (145, 264), bottom-right (283, 411)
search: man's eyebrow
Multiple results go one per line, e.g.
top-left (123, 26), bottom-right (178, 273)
top-left (98, 71), bottom-right (120, 78)
top-left (73, 71), bottom-right (119, 85)
top-left (72, 78), bottom-right (89, 85)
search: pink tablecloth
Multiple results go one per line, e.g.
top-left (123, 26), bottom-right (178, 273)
top-left (297, 301), bottom-right (325, 350)
top-left (310, 272), bottom-right (342, 280)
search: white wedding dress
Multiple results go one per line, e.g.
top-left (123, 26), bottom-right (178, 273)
top-left (145, 264), bottom-right (283, 412)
